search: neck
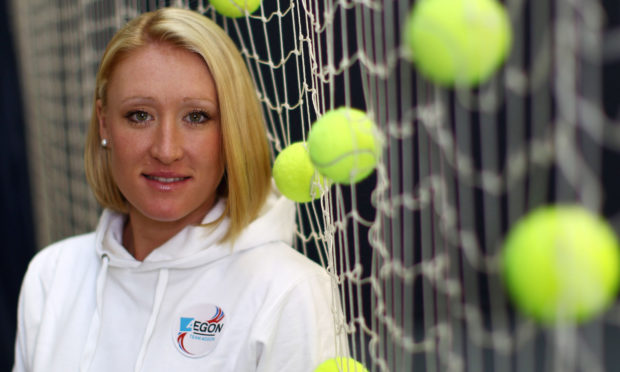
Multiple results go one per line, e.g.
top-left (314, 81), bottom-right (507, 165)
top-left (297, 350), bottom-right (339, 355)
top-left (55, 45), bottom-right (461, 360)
top-left (122, 201), bottom-right (216, 261)
top-left (122, 218), bottom-right (182, 261)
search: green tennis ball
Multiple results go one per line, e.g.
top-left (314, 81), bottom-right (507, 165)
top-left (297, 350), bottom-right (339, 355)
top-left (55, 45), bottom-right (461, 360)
top-left (405, 0), bottom-right (512, 86)
top-left (307, 108), bottom-right (379, 185)
top-left (209, 0), bottom-right (261, 18)
top-left (502, 205), bottom-right (620, 324)
top-left (273, 142), bottom-right (327, 203)
top-left (314, 357), bottom-right (369, 372)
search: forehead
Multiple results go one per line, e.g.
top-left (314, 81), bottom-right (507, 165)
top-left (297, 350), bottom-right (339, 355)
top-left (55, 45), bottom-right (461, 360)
top-left (106, 43), bottom-right (217, 102)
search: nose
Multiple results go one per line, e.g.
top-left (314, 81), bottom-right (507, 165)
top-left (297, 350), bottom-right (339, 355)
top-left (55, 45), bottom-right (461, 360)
top-left (150, 116), bottom-right (184, 164)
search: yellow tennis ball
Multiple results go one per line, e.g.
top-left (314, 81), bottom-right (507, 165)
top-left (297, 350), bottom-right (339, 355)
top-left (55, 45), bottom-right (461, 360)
top-left (273, 142), bottom-right (327, 203)
top-left (314, 357), bottom-right (369, 372)
top-left (307, 108), bottom-right (379, 185)
top-left (209, 0), bottom-right (261, 18)
top-left (405, 0), bottom-right (512, 86)
top-left (502, 205), bottom-right (620, 324)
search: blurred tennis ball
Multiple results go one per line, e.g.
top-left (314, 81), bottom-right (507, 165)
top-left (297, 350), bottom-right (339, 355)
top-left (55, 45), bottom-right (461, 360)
top-left (314, 357), bottom-right (369, 372)
top-left (273, 142), bottom-right (327, 203)
top-left (209, 0), bottom-right (261, 18)
top-left (502, 205), bottom-right (620, 324)
top-left (405, 0), bottom-right (512, 86)
top-left (307, 108), bottom-right (379, 185)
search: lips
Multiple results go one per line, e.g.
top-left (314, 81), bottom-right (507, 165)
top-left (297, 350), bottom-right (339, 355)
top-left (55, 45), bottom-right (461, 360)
top-left (142, 172), bottom-right (192, 186)
top-left (144, 174), bottom-right (190, 183)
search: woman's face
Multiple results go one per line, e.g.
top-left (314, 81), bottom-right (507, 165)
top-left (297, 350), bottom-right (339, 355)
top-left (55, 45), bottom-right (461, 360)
top-left (97, 42), bottom-right (225, 226)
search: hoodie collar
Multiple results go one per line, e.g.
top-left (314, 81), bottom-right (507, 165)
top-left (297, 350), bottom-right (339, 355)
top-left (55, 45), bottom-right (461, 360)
top-left (94, 187), bottom-right (296, 271)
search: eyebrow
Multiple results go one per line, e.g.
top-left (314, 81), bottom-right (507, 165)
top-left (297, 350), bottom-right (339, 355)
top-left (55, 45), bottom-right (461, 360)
top-left (120, 96), bottom-right (219, 110)
top-left (182, 97), bottom-right (217, 105)
top-left (120, 96), bottom-right (156, 104)
top-left (119, 96), bottom-right (218, 107)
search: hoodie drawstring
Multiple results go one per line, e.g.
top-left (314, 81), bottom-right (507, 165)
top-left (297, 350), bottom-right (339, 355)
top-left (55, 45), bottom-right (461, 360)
top-left (80, 254), bottom-right (110, 372)
top-left (134, 268), bottom-right (169, 372)
top-left (80, 258), bottom-right (169, 372)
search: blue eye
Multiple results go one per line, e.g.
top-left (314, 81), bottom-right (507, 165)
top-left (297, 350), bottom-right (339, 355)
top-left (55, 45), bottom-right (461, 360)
top-left (126, 110), bottom-right (152, 123)
top-left (185, 111), bottom-right (209, 124)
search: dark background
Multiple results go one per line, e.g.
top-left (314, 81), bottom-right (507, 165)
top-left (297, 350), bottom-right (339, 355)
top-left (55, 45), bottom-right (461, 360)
top-left (0, 0), bottom-right (38, 370)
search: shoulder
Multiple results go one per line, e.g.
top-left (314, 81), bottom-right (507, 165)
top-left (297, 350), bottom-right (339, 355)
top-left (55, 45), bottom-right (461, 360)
top-left (229, 242), bottom-right (335, 318)
top-left (25, 232), bottom-right (98, 285)
top-left (18, 232), bottom-right (99, 324)
top-left (239, 244), bottom-right (347, 368)
top-left (29, 232), bottom-right (97, 267)
top-left (237, 242), bottom-right (330, 286)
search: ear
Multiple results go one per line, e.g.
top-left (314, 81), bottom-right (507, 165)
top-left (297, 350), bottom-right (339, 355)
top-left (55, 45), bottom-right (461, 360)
top-left (96, 99), bottom-right (109, 141)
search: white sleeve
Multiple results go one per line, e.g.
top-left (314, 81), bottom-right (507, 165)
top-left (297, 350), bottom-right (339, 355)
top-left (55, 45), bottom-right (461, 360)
top-left (12, 254), bottom-right (49, 372)
top-left (253, 271), bottom-right (350, 372)
top-left (12, 281), bottom-right (28, 372)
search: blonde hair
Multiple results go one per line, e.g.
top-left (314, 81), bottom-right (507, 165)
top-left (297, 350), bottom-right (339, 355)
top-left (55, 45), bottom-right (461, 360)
top-left (84, 8), bottom-right (271, 241)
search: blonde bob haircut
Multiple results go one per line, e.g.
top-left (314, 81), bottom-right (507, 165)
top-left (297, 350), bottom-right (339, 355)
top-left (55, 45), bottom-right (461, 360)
top-left (85, 8), bottom-right (271, 242)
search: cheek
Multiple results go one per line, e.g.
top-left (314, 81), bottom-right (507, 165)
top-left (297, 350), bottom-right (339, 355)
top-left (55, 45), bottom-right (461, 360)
top-left (212, 135), bottom-right (224, 167)
top-left (107, 132), bottom-right (148, 176)
top-left (191, 130), bottom-right (224, 170)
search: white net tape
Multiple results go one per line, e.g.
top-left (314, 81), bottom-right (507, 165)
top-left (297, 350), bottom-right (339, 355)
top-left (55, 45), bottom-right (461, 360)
top-left (9, 0), bottom-right (620, 371)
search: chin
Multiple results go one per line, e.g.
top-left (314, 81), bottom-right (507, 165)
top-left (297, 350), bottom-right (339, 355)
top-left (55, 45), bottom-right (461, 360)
top-left (134, 199), bottom-right (213, 225)
top-left (127, 192), bottom-right (217, 225)
top-left (136, 205), bottom-right (193, 223)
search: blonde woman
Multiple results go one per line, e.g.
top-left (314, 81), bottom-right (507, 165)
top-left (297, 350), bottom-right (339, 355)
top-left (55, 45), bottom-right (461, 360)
top-left (13, 8), bottom-right (346, 372)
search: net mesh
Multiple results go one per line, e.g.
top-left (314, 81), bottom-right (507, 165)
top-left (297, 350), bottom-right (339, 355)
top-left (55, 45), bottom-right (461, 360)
top-left (9, 0), bottom-right (620, 371)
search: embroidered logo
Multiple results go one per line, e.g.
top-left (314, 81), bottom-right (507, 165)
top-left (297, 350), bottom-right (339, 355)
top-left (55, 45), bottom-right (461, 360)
top-left (172, 303), bottom-right (225, 358)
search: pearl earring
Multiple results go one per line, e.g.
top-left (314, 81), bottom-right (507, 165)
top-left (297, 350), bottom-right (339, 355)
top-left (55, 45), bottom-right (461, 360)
top-left (101, 138), bottom-right (108, 148)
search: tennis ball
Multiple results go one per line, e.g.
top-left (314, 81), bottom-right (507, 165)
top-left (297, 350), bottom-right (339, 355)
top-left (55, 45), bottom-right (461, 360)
top-left (209, 0), bottom-right (261, 18)
top-left (273, 142), bottom-right (327, 203)
top-left (405, 0), bottom-right (512, 86)
top-left (502, 205), bottom-right (620, 324)
top-left (307, 108), bottom-right (379, 185)
top-left (314, 357), bottom-right (369, 372)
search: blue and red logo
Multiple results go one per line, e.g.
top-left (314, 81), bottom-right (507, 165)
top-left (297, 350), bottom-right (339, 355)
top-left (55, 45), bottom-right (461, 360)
top-left (173, 304), bottom-right (226, 358)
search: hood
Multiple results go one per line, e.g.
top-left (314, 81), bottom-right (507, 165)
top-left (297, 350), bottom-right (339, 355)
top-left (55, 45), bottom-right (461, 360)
top-left (94, 185), bottom-right (296, 271)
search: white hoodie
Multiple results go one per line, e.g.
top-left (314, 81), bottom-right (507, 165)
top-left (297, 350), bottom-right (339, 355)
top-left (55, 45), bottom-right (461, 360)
top-left (13, 190), bottom-right (349, 372)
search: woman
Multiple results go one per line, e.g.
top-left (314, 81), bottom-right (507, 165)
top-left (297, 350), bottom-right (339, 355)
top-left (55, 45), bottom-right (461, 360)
top-left (13, 8), bottom-right (348, 372)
